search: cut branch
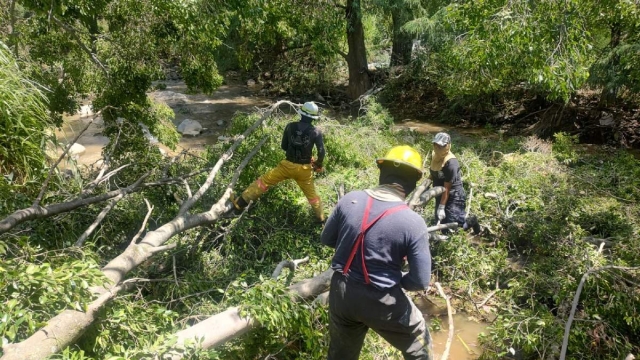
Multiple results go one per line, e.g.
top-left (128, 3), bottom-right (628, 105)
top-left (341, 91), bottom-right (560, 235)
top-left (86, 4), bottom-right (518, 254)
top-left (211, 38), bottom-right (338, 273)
top-left (412, 186), bottom-right (445, 208)
top-left (426, 223), bottom-right (458, 233)
top-left (559, 266), bottom-right (640, 360)
top-left (0, 102), bottom-right (281, 359)
top-left (435, 282), bottom-right (454, 360)
top-left (408, 179), bottom-right (432, 209)
top-left (271, 256), bottom-right (310, 279)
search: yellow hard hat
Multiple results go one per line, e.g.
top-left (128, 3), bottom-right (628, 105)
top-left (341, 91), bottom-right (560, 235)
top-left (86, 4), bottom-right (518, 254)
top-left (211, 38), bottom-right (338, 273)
top-left (376, 145), bottom-right (423, 174)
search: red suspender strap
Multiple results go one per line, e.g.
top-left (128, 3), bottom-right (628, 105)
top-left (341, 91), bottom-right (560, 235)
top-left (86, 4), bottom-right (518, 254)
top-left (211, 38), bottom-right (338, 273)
top-left (342, 196), bottom-right (408, 284)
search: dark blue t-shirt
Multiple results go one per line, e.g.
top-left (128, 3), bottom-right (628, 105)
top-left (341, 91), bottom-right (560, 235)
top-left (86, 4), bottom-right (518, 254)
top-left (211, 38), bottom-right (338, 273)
top-left (321, 190), bottom-right (431, 291)
top-left (430, 158), bottom-right (463, 190)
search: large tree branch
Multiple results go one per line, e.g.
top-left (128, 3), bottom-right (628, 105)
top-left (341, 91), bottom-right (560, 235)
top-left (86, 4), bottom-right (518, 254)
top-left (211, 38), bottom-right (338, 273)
top-left (1, 284), bottom-right (124, 360)
top-left (166, 269), bottom-right (334, 359)
top-left (0, 172), bottom-right (149, 235)
top-left (0, 102), bottom-right (284, 359)
top-left (0, 139), bottom-right (266, 360)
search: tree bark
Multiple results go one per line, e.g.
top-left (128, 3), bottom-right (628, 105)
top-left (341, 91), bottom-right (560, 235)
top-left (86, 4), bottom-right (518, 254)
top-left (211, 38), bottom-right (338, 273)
top-left (166, 269), bottom-right (334, 359)
top-left (390, 4), bottom-right (413, 67)
top-left (599, 22), bottom-right (622, 107)
top-left (345, 0), bottom-right (371, 99)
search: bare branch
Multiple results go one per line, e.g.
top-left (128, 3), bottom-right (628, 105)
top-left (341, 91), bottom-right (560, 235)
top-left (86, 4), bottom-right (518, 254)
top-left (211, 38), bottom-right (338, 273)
top-left (149, 243), bottom-right (177, 255)
top-left (74, 194), bottom-right (124, 247)
top-left (272, 256), bottom-right (310, 279)
top-left (182, 179), bottom-right (193, 198)
top-left (84, 164), bottom-right (131, 194)
top-left (34, 116), bottom-right (96, 206)
top-left (477, 289), bottom-right (498, 308)
top-left (1, 172), bottom-right (150, 235)
top-left (173, 255), bottom-right (179, 287)
top-left (435, 282), bottom-right (454, 360)
top-left (560, 266), bottom-right (640, 360)
top-left (130, 199), bottom-right (154, 245)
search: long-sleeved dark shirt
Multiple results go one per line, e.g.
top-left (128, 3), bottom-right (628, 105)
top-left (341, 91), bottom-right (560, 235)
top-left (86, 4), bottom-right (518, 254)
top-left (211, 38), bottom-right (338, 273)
top-left (321, 190), bottom-right (431, 291)
top-left (281, 121), bottom-right (325, 166)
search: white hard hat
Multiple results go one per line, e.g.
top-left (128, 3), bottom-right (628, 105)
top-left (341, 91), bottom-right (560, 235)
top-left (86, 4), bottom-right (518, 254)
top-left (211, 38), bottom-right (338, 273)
top-left (297, 101), bottom-right (319, 119)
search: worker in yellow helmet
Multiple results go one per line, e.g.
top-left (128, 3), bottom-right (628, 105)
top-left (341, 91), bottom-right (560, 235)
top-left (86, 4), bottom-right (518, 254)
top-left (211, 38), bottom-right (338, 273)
top-left (229, 101), bottom-right (326, 222)
top-left (321, 145), bottom-right (433, 360)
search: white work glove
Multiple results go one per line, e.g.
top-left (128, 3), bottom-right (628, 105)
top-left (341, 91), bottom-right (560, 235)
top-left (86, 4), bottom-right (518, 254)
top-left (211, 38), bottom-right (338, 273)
top-left (437, 204), bottom-right (446, 221)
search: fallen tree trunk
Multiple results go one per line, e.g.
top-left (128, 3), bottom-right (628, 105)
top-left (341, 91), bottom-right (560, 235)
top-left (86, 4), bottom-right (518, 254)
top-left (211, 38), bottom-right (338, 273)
top-left (1, 101), bottom-right (297, 360)
top-left (166, 269), bottom-right (334, 359)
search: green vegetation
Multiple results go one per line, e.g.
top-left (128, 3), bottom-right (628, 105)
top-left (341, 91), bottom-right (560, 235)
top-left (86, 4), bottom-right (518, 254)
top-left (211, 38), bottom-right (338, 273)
top-left (0, 43), bottom-right (51, 184)
top-left (1, 0), bottom-right (639, 358)
top-left (2, 97), bottom-right (639, 359)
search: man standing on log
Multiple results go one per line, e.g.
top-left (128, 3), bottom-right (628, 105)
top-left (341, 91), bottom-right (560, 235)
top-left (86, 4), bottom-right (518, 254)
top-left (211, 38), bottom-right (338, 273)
top-left (229, 101), bottom-right (326, 222)
top-left (321, 145), bottom-right (433, 360)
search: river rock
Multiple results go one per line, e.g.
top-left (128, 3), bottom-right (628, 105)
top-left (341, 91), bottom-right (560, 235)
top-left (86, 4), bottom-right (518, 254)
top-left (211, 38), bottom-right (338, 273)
top-left (68, 143), bottom-right (86, 158)
top-left (216, 120), bottom-right (224, 126)
top-left (153, 91), bottom-right (188, 104)
top-left (79, 104), bottom-right (93, 117)
top-left (247, 79), bottom-right (256, 87)
top-left (599, 112), bottom-right (614, 126)
top-left (177, 119), bottom-right (203, 136)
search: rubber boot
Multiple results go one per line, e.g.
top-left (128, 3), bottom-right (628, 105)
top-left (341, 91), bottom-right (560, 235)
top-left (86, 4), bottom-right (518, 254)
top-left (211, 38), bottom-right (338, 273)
top-left (465, 215), bottom-right (481, 234)
top-left (225, 194), bottom-right (248, 215)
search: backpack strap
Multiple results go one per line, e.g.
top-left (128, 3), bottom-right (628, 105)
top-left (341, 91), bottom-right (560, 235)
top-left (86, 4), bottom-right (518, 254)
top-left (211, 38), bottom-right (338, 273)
top-left (342, 196), bottom-right (408, 284)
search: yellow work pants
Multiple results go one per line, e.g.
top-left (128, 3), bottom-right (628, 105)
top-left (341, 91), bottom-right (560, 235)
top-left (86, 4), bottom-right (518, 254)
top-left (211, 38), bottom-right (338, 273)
top-left (241, 160), bottom-right (324, 221)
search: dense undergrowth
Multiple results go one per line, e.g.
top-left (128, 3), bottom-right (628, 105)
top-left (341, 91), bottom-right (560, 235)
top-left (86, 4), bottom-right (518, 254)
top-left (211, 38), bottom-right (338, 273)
top-left (1, 98), bottom-right (639, 359)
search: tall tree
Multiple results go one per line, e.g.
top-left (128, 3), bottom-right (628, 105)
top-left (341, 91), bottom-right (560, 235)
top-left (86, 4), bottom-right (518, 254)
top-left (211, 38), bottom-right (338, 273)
top-left (345, 0), bottom-right (371, 99)
top-left (389, 3), bottom-right (413, 66)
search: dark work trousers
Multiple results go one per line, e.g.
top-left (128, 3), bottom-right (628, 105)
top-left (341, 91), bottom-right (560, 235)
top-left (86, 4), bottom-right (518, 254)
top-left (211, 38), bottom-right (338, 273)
top-left (434, 187), bottom-right (467, 228)
top-left (328, 272), bottom-right (432, 360)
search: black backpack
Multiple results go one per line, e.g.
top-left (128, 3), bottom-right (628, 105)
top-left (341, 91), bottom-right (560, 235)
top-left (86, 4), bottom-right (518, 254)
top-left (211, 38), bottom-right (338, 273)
top-left (288, 123), bottom-right (313, 163)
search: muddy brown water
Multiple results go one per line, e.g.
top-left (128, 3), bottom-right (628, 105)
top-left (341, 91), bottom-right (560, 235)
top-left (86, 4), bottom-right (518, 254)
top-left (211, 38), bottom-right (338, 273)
top-left (55, 80), bottom-right (271, 167)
